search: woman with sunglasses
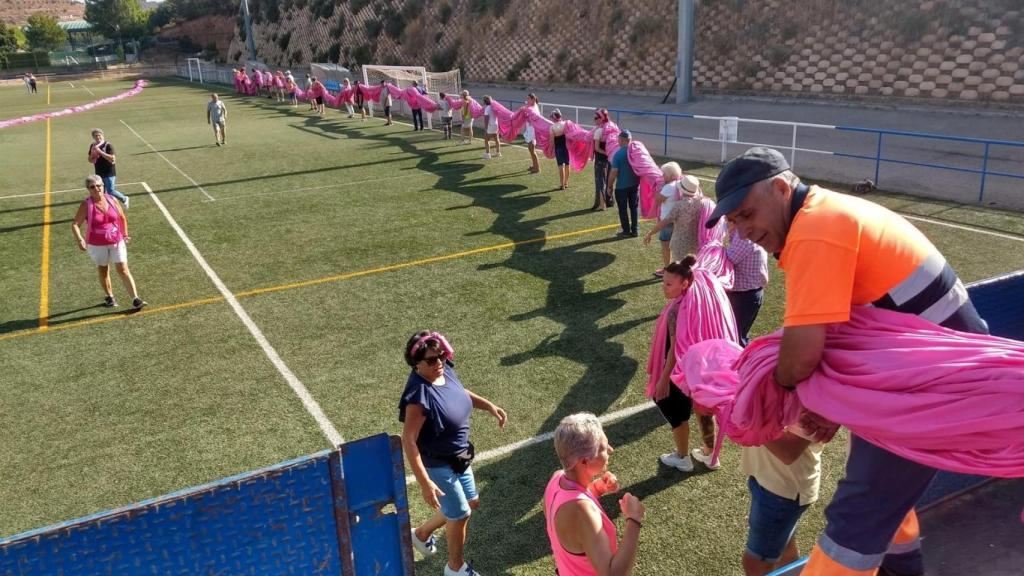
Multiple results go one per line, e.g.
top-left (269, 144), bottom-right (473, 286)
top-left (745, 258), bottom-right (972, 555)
top-left (400, 331), bottom-right (507, 576)
top-left (71, 175), bottom-right (147, 309)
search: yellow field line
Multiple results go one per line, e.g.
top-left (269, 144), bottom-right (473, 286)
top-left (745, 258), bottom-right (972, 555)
top-left (1, 223), bottom-right (622, 343)
top-left (235, 223), bottom-right (622, 298)
top-left (38, 118), bottom-right (52, 330)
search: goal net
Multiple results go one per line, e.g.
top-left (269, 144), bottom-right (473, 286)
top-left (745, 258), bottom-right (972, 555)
top-left (362, 65), bottom-right (462, 127)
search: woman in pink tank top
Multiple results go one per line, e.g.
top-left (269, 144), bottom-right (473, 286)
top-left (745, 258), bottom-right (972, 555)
top-left (544, 413), bottom-right (644, 576)
top-left (71, 175), bottom-right (147, 309)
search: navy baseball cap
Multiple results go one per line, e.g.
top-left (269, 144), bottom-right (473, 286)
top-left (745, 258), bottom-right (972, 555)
top-left (618, 129), bottom-right (631, 139)
top-left (705, 147), bottom-right (789, 228)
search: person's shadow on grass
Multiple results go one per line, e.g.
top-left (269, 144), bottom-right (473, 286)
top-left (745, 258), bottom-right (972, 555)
top-left (238, 96), bottom-right (676, 574)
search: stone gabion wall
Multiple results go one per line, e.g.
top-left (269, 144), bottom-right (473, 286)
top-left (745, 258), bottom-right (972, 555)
top-left (694, 0), bottom-right (1024, 104)
top-left (228, 0), bottom-right (1024, 105)
top-left (227, 0), bottom-right (678, 88)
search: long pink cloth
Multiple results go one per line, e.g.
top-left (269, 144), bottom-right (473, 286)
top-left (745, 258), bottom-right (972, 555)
top-left (0, 80), bottom-right (148, 130)
top-left (682, 306), bottom-right (1024, 478)
top-left (625, 141), bottom-right (664, 219)
top-left (646, 199), bottom-right (737, 398)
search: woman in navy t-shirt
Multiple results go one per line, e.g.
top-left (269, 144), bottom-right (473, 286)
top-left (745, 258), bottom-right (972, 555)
top-left (400, 331), bottom-right (506, 576)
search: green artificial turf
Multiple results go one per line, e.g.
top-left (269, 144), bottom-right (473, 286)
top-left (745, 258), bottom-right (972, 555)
top-left (1, 77), bottom-right (1022, 575)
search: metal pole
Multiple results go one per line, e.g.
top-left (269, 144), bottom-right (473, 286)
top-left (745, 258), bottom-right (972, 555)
top-left (675, 0), bottom-right (695, 104)
top-left (979, 142), bottom-right (990, 204)
top-left (241, 0), bottom-right (257, 63)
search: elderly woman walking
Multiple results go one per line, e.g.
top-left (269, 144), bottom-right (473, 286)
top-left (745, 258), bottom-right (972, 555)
top-left (400, 331), bottom-right (507, 576)
top-left (71, 175), bottom-right (147, 309)
top-left (544, 413), bottom-right (645, 576)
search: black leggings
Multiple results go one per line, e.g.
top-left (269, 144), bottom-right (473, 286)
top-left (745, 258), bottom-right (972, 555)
top-left (655, 383), bottom-right (692, 429)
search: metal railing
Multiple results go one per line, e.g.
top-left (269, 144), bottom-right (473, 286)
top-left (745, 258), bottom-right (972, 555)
top-left (168, 64), bottom-right (1024, 206)
top-left (500, 98), bottom-right (1024, 206)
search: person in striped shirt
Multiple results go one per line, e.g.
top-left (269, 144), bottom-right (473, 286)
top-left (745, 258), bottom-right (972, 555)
top-left (725, 228), bottom-right (769, 347)
top-left (706, 147), bottom-right (987, 576)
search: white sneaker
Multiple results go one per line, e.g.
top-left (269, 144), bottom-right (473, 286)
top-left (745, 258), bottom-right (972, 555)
top-left (494, 153), bottom-right (502, 158)
top-left (482, 153), bottom-right (491, 159)
top-left (411, 528), bottom-right (437, 558)
top-left (659, 450), bottom-right (693, 472)
top-left (690, 448), bottom-right (720, 470)
top-left (444, 562), bottom-right (480, 576)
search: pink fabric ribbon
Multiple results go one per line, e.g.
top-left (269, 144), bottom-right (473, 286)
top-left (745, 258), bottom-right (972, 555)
top-left (645, 200), bottom-right (737, 398)
top-left (0, 80), bottom-right (148, 130)
top-left (625, 141), bottom-right (665, 219)
top-left (682, 306), bottom-right (1024, 478)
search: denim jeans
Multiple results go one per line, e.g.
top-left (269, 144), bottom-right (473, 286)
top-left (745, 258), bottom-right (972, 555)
top-left (594, 156), bottom-right (609, 206)
top-left (727, 287), bottom-right (765, 347)
top-left (411, 108), bottom-right (424, 130)
top-left (101, 175), bottom-right (128, 204)
top-left (614, 185), bottom-right (639, 234)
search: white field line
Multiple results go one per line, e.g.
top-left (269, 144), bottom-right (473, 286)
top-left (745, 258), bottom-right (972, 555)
top-left (120, 120), bottom-right (216, 201)
top-left (690, 175), bottom-right (1024, 243)
top-left (68, 82), bottom-right (74, 88)
top-left (405, 401), bottom-right (655, 484)
top-left (140, 181), bottom-right (343, 447)
top-left (901, 214), bottom-right (1024, 243)
top-left (82, 84), bottom-right (96, 97)
top-left (0, 181), bottom-right (144, 200)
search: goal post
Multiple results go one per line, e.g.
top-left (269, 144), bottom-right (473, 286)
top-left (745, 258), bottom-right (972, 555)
top-left (186, 57), bottom-right (203, 83)
top-left (362, 64), bottom-right (462, 129)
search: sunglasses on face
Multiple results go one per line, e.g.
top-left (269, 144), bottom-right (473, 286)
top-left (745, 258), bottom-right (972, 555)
top-left (87, 184), bottom-right (103, 190)
top-left (421, 355), bottom-right (445, 366)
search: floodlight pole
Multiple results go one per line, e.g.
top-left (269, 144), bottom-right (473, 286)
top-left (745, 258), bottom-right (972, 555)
top-left (241, 0), bottom-right (257, 62)
top-left (676, 0), bottom-right (695, 104)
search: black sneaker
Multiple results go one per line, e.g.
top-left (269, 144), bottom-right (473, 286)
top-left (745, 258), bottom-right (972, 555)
top-left (629, 231), bottom-right (640, 238)
top-left (615, 231), bottom-right (630, 239)
top-left (132, 297), bottom-right (148, 310)
top-left (103, 296), bottom-right (118, 308)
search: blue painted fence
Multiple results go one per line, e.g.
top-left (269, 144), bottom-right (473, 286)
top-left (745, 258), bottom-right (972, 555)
top-left (0, 434), bottom-right (414, 576)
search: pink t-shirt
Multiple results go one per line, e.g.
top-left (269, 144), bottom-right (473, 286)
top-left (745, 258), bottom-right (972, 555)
top-left (544, 471), bottom-right (617, 576)
top-left (86, 195), bottom-right (123, 246)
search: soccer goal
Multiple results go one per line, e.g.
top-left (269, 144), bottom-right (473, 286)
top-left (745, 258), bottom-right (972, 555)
top-left (186, 57), bottom-right (204, 83)
top-left (362, 64), bottom-right (462, 128)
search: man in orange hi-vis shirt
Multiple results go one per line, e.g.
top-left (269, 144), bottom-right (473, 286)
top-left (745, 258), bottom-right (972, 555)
top-left (705, 147), bottom-right (988, 576)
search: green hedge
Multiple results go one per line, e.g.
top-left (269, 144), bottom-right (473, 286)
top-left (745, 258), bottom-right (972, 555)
top-left (1, 51), bottom-right (51, 70)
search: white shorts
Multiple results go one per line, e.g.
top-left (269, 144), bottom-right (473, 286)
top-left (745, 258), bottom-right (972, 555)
top-left (463, 118), bottom-right (474, 129)
top-left (88, 241), bottom-right (127, 266)
top-left (486, 125), bottom-right (498, 136)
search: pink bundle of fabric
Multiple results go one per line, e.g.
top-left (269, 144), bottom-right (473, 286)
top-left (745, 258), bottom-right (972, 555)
top-left (399, 86), bottom-right (438, 112)
top-left (645, 201), bottom-right (737, 398)
top-left (625, 141), bottom-right (664, 219)
top-left (445, 95), bottom-right (485, 119)
top-left (0, 80), bottom-right (149, 130)
top-left (693, 198), bottom-right (733, 284)
top-left (338, 86), bottom-right (355, 104)
top-left (360, 83), bottom-right (384, 101)
top-left (233, 74), bottom-right (243, 93)
top-left (683, 306), bottom-right (1024, 478)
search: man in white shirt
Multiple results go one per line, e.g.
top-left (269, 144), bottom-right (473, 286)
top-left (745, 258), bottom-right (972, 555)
top-left (739, 433), bottom-right (823, 576)
top-left (206, 93), bottom-right (227, 146)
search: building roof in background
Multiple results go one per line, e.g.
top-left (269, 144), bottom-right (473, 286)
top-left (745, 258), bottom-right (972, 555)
top-left (58, 19), bottom-right (92, 31)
